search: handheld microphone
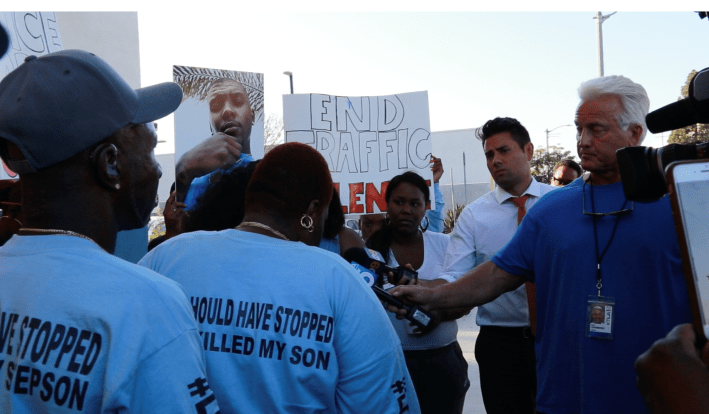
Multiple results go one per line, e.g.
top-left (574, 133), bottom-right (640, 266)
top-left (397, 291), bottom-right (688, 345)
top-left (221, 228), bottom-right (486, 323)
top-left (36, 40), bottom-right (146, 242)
top-left (342, 247), bottom-right (418, 285)
top-left (343, 247), bottom-right (432, 329)
top-left (371, 286), bottom-right (433, 329)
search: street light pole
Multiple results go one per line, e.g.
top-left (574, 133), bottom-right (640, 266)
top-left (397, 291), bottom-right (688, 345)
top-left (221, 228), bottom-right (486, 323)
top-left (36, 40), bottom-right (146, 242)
top-left (593, 11), bottom-right (616, 77)
top-left (283, 71), bottom-right (293, 94)
top-left (545, 124), bottom-right (573, 153)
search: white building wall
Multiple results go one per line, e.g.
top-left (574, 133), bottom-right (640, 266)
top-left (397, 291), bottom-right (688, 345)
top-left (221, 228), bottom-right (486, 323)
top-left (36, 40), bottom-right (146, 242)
top-left (54, 12), bottom-right (141, 88)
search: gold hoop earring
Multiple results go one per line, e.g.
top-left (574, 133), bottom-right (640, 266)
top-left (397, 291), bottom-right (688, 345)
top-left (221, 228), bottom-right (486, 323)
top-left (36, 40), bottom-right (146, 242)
top-left (300, 214), bottom-right (314, 232)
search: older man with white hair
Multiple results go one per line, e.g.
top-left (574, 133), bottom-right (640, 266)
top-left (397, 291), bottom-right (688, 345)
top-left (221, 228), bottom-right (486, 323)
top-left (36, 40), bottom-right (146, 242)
top-left (391, 75), bottom-right (691, 413)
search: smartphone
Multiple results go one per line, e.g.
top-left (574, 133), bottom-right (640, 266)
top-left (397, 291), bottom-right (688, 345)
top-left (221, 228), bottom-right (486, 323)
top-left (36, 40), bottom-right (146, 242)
top-left (667, 160), bottom-right (709, 342)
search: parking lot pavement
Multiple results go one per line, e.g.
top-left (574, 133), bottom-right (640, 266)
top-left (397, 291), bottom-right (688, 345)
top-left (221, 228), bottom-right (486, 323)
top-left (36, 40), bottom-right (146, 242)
top-left (457, 310), bottom-right (485, 414)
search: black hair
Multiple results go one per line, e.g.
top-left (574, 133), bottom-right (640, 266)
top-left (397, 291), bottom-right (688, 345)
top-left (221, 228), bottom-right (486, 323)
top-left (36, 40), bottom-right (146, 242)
top-left (366, 171), bottom-right (429, 263)
top-left (476, 117), bottom-right (531, 150)
top-left (322, 188), bottom-right (345, 240)
top-left (554, 159), bottom-right (583, 177)
top-left (246, 142), bottom-right (333, 221)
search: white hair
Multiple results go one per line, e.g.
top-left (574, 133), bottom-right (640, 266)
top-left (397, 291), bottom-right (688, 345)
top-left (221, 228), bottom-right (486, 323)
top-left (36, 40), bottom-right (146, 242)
top-left (577, 75), bottom-right (650, 143)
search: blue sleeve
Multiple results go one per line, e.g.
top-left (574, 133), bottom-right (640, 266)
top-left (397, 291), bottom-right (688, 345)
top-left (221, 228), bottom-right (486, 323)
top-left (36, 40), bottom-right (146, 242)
top-left (425, 182), bottom-right (445, 233)
top-left (491, 211), bottom-right (538, 281)
top-left (184, 175), bottom-right (209, 211)
top-left (184, 153), bottom-right (255, 211)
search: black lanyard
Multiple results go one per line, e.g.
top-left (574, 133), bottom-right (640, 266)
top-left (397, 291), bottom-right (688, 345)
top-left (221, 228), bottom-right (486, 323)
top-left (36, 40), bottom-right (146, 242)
top-left (587, 182), bottom-right (628, 297)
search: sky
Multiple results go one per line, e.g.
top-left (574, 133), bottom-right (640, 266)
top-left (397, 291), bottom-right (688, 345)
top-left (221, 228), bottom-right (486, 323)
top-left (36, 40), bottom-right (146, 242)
top-left (129, 8), bottom-right (709, 162)
top-left (3, 5), bottom-right (707, 184)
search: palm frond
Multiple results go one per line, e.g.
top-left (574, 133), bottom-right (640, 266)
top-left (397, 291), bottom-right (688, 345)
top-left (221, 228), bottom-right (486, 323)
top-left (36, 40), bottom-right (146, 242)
top-left (173, 65), bottom-right (264, 123)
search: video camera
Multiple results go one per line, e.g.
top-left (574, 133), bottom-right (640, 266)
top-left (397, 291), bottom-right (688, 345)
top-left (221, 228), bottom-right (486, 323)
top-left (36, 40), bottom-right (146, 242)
top-left (617, 67), bottom-right (709, 202)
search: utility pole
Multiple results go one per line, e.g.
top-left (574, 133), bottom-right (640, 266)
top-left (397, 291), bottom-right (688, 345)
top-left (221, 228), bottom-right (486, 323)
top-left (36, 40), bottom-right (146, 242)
top-left (463, 152), bottom-right (467, 205)
top-left (594, 11), bottom-right (616, 77)
top-left (545, 124), bottom-right (572, 153)
top-left (449, 168), bottom-right (455, 208)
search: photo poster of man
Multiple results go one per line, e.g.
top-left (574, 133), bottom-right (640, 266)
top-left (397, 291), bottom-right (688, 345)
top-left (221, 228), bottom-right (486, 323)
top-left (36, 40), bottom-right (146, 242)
top-left (172, 65), bottom-right (264, 206)
top-left (283, 91), bottom-right (434, 216)
top-left (0, 12), bottom-right (63, 180)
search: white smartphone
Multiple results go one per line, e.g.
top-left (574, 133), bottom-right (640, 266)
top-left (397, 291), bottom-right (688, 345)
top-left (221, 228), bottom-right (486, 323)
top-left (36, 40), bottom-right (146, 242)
top-left (667, 160), bottom-right (709, 342)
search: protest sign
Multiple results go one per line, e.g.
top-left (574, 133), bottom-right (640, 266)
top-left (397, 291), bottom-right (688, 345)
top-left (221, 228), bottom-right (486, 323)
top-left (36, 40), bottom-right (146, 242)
top-left (173, 65), bottom-right (264, 204)
top-left (283, 91), bottom-right (433, 215)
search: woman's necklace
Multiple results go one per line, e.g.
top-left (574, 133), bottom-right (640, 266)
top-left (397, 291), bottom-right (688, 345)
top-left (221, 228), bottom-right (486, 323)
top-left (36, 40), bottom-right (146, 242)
top-left (237, 222), bottom-right (290, 241)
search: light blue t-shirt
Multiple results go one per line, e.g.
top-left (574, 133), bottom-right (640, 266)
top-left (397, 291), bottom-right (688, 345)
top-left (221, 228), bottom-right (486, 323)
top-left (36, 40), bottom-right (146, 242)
top-left (140, 229), bottom-right (421, 414)
top-left (0, 234), bottom-right (219, 414)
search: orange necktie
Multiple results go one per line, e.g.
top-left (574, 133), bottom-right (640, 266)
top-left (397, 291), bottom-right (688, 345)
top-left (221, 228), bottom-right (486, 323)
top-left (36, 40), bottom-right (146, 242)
top-left (510, 195), bottom-right (537, 336)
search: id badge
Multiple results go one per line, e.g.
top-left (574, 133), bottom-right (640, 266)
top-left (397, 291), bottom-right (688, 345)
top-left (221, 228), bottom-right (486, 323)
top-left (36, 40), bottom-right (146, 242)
top-left (586, 296), bottom-right (615, 340)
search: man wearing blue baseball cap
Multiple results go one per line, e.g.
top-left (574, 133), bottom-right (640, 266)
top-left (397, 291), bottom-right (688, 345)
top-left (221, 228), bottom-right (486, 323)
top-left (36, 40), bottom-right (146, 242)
top-left (0, 49), bottom-right (220, 413)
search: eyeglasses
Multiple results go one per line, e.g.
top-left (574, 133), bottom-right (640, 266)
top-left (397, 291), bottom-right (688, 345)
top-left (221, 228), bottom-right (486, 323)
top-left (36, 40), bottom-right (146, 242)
top-left (551, 177), bottom-right (575, 186)
top-left (582, 181), bottom-right (634, 217)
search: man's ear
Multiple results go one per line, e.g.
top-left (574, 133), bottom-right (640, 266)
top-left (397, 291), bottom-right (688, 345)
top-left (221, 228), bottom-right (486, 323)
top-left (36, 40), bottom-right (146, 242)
top-left (91, 143), bottom-right (120, 190)
top-left (629, 124), bottom-right (643, 146)
top-left (525, 142), bottom-right (534, 161)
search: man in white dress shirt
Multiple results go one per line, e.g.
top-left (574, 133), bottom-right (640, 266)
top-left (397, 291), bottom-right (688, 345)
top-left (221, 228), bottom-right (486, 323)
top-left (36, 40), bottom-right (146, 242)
top-left (440, 117), bottom-right (555, 413)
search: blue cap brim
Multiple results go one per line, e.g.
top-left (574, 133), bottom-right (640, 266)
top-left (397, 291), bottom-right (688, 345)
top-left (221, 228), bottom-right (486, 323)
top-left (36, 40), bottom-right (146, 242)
top-left (132, 82), bottom-right (183, 125)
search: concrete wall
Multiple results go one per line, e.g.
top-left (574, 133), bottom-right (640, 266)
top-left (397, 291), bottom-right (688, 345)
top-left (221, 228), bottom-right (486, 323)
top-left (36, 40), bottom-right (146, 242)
top-left (156, 153), bottom-right (175, 210)
top-left (430, 128), bottom-right (490, 188)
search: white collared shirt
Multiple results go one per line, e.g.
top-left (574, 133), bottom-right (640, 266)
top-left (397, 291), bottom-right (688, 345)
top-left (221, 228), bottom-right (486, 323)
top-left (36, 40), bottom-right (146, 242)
top-left (440, 178), bottom-right (556, 327)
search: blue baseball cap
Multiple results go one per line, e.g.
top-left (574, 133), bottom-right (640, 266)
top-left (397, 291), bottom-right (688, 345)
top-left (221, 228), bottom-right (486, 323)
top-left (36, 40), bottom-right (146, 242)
top-left (0, 49), bottom-right (182, 173)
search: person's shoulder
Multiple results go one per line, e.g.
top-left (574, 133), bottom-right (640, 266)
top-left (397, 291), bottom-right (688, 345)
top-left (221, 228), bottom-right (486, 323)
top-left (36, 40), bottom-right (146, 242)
top-left (101, 251), bottom-right (188, 299)
top-left (338, 226), bottom-right (365, 252)
top-left (538, 179), bottom-right (580, 200)
top-left (152, 229), bottom-right (227, 253)
top-left (424, 229), bottom-right (449, 244)
top-left (465, 190), bottom-right (497, 211)
top-left (536, 181), bottom-right (557, 196)
top-left (306, 243), bottom-right (357, 272)
top-left (528, 180), bottom-right (581, 216)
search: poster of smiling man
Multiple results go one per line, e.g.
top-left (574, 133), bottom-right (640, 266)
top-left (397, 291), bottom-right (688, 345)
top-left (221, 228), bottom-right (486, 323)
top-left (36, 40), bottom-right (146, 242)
top-left (173, 65), bottom-right (264, 208)
top-left (283, 91), bottom-right (434, 215)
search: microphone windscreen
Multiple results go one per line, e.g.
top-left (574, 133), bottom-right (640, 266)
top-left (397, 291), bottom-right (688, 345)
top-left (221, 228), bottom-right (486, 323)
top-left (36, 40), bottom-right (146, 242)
top-left (343, 247), bottom-right (371, 265)
top-left (646, 98), bottom-right (697, 133)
